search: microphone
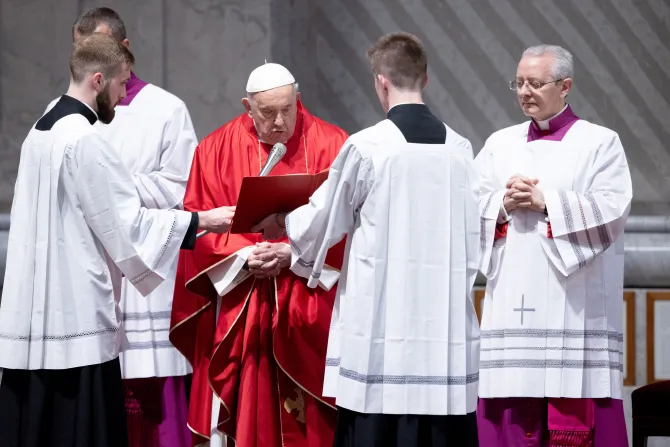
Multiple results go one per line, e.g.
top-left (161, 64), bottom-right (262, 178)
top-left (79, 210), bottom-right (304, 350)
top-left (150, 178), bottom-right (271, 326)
top-left (196, 142), bottom-right (287, 239)
top-left (259, 142), bottom-right (287, 177)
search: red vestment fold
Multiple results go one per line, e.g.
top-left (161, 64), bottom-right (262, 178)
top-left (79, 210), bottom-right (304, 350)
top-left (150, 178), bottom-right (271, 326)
top-left (169, 102), bottom-right (348, 446)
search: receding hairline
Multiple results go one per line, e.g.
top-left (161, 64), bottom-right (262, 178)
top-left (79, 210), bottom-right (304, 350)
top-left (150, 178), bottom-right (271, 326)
top-left (72, 7), bottom-right (127, 41)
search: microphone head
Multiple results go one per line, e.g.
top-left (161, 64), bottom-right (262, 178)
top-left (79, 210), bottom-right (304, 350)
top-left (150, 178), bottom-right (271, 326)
top-left (259, 142), bottom-right (287, 176)
top-left (273, 142), bottom-right (287, 157)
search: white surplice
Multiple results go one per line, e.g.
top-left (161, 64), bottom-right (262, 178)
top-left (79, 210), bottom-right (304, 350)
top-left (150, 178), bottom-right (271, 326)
top-left (475, 119), bottom-right (632, 399)
top-left (285, 119), bottom-right (481, 416)
top-left (0, 97), bottom-right (192, 371)
top-left (98, 85), bottom-right (196, 378)
top-left (46, 86), bottom-right (197, 378)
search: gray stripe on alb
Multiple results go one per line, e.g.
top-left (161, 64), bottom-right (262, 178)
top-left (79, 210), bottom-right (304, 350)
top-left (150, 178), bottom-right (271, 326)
top-left (286, 214), bottom-right (316, 269)
top-left (585, 192), bottom-right (611, 249)
top-left (130, 213), bottom-right (177, 285)
top-left (340, 368), bottom-right (479, 386)
top-left (481, 346), bottom-right (623, 354)
top-left (480, 359), bottom-right (623, 371)
top-left (326, 358), bottom-right (478, 385)
top-left (559, 190), bottom-right (587, 268)
top-left (124, 328), bottom-right (170, 334)
top-left (123, 311), bottom-right (172, 321)
top-left (479, 193), bottom-right (494, 268)
top-left (480, 328), bottom-right (623, 342)
top-left (326, 357), bottom-right (340, 366)
top-left (125, 340), bottom-right (175, 350)
top-left (0, 327), bottom-right (117, 341)
top-left (577, 195), bottom-right (596, 258)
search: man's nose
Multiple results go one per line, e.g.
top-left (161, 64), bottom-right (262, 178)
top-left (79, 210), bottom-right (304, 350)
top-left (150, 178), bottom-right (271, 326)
top-left (518, 83), bottom-right (532, 94)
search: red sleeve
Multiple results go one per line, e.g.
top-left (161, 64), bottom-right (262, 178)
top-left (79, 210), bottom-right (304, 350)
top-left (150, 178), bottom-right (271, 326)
top-left (181, 131), bottom-right (263, 296)
top-left (494, 222), bottom-right (552, 240)
top-left (494, 222), bottom-right (508, 240)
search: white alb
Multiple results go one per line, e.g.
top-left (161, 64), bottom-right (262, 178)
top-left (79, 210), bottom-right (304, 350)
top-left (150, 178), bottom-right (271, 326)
top-left (286, 119), bottom-right (481, 416)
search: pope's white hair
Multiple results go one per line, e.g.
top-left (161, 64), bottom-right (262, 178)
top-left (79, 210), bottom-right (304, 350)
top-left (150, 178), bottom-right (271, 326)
top-left (246, 82), bottom-right (299, 102)
top-left (522, 44), bottom-right (574, 80)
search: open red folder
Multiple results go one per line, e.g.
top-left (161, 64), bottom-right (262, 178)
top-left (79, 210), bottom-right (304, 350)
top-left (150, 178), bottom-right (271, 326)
top-left (230, 170), bottom-right (330, 234)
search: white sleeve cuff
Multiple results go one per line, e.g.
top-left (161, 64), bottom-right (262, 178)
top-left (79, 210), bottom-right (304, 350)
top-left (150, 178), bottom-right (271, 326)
top-left (497, 203), bottom-right (511, 224)
top-left (206, 246), bottom-right (255, 296)
top-left (317, 266), bottom-right (340, 291)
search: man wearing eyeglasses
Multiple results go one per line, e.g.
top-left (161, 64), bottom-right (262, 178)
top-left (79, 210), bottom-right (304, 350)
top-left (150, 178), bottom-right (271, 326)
top-left (473, 44), bottom-right (632, 447)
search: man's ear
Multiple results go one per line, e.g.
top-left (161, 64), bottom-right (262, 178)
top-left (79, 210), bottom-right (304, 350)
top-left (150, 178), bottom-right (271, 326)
top-left (121, 38), bottom-right (130, 49)
top-left (378, 74), bottom-right (393, 93)
top-left (241, 97), bottom-right (252, 116)
top-left (560, 77), bottom-right (572, 100)
top-left (296, 91), bottom-right (301, 104)
top-left (92, 72), bottom-right (104, 93)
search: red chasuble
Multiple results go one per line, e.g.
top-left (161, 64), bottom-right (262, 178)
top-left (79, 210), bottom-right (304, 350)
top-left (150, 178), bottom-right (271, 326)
top-left (170, 102), bottom-right (348, 446)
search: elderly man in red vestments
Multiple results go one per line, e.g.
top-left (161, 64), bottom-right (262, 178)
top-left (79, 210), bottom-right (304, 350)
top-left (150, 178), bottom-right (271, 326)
top-left (169, 63), bottom-right (348, 447)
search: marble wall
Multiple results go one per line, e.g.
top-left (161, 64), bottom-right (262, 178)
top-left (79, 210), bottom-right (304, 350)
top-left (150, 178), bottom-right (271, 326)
top-left (0, 0), bottom-right (274, 212)
top-left (1, 0), bottom-right (670, 215)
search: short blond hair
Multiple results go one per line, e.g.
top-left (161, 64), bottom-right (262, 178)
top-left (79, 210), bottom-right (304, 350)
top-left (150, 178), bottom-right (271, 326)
top-left (69, 33), bottom-right (134, 83)
top-left (367, 32), bottom-right (427, 90)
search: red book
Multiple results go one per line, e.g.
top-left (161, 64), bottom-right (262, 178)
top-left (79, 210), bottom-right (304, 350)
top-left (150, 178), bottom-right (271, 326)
top-left (230, 170), bottom-right (330, 234)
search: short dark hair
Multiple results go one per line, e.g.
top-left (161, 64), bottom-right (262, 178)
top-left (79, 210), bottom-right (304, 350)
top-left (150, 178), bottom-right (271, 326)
top-left (69, 33), bottom-right (134, 83)
top-left (72, 7), bottom-right (127, 41)
top-left (367, 32), bottom-right (428, 90)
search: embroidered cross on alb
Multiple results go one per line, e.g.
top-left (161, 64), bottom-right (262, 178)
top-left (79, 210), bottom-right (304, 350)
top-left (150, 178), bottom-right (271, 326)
top-left (513, 295), bottom-right (535, 325)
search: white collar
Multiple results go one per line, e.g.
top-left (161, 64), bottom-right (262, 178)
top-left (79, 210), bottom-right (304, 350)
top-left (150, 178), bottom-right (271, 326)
top-left (82, 101), bottom-right (98, 119)
top-left (535, 103), bottom-right (567, 130)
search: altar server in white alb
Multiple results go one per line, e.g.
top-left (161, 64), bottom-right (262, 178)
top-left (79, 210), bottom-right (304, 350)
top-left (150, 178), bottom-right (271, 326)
top-left (0, 34), bottom-right (234, 447)
top-left (475, 44), bottom-right (632, 447)
top-left (253, 32), bottom-right (481, 447)
top-left (66, 9), bottom-right (197, 445)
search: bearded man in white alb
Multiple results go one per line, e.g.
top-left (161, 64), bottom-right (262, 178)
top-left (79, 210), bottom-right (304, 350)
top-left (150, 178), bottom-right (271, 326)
top-left (69, 8), bottom-right (197, 446)
top-left (0, 34), bottom-right (233, 447)
top-left (474, 44), bottom-right (631, 447)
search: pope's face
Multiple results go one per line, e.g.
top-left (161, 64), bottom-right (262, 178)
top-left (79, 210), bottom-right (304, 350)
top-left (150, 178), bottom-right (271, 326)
top-left (515, 54), bottom-right (571, 121)
top-left (245, 85), bottom-right (299, 145)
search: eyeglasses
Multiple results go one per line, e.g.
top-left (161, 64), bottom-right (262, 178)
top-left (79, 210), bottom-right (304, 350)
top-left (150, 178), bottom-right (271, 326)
top-left (509, 78), bottom-right (564, 91)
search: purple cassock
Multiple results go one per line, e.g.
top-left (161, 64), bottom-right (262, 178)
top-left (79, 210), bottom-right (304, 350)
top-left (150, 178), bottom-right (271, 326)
top-left (120, 71), bottom-right (148, 106)
top-left (117, 72), bottom-right (192, 447)
top-left (476, 105), bottom-right (629, 447)
top-left (124, 377), bottom-right (191, 447)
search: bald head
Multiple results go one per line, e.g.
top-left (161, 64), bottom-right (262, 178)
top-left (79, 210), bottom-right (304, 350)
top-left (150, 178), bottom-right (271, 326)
top-left (72, 7), bottom-right (128, 45)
